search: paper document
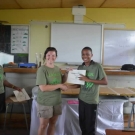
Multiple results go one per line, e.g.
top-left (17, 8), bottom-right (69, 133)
top-left (67, 70), bottom-right (86, 85)
top-left (10, 96), bottom-right (19, 102)
top-left (13, 88), bottom-right (30, 102)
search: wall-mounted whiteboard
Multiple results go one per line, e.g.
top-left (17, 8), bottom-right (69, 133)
top-left (51, 23), bottom-right (103, 64)
top-left (103, 29), bottom-right (135, 66)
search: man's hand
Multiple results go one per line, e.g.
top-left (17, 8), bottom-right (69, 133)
top-left (13, 86), bottom-right (22, 91)
top-left (78, 74), bottom-right (89, 82)
top-left (4, 80), bottom-right (22, 91)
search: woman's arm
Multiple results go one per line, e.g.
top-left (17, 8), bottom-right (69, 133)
top-left (39, 84), bottom-right (68, 92)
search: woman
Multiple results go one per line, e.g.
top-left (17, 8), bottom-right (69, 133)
top-left (36, 47), bottom-right (68, 135)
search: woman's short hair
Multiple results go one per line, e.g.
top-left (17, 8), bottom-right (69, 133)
top-left (43, 47), bottom-right (57, 61)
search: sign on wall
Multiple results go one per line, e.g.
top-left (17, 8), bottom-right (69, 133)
top-left (11, 26), bottom-right (29, 53)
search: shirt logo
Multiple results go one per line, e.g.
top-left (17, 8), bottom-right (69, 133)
top-left (85, 82), bottom-right (94, 88)
top-left (87, 72), bottom-right (94, 77)
top-left (48, 73), bottom-right (61, 84)
top-left (84, 72), bottom-right (94, 89)
top-left (51, 78), bottom-right (61, 84)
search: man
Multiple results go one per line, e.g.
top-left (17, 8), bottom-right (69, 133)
top-left (65, 47), bottom-right (108, 135)
top-left (0, 65), bottom-right (21, 112)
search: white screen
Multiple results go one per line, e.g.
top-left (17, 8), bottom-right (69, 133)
top-left (51, 23), bottom-right (103, 64)
top-left (104, 29), bottom-right (135, 66)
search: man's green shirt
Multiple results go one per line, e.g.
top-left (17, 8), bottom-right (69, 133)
top-left (78, 61), bottom-right (106, 104)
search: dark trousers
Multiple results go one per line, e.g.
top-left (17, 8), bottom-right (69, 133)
top-left (79, 99), bottom-right (97, 135)
top-left (0, 92), bottom-right (5, 113)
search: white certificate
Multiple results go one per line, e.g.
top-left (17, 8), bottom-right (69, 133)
top-left (13, 88), bottom-right (30, 102)
top-left (67, 70), bottom-right (86, 85)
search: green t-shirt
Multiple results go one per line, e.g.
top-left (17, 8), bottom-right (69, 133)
top-left (36, 65), bottom-right (62, 106)
top-left (78, 61), bottom-right (106, 104)
top-left (0, 66), bottom-right (6, 94)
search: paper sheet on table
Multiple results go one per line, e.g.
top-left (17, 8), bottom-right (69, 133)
top-left (13, 88), bottom-right (30, 101)
top-left (67, 70), bottom-right (86, 85)
top-left (10, 96), bottom-right (18, 102)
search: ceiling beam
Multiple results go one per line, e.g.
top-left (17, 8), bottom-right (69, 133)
top-left (14, 0), bottom-right (23, 9)
top-left (61, 0), bottom-right (63, 8)
top-left (99, 0), bottom-right (107, 7)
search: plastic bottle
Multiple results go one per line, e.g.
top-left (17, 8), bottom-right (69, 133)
top-left (35, 53), bottom-right (38, 68)
top-left (39, 53), bottom-right (42, 67)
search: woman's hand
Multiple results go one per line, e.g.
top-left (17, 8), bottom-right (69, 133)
top-left (60, 84), bottom-right (68, 91)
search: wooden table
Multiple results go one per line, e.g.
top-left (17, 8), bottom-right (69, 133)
top-left (106, 129), bottom-right (135, 135)
top-left (61, 86), bottom-right (135, 97)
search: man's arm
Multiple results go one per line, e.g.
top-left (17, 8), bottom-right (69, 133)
top-left (79, 75), bottom-right (108, 85)
top-left (67, 84), bottom-right (80, 89)
top-left (3, 80), bottom-right (21, 91)
top-left (39, 84), bottom-right (68, 92)
top-left (62, 72), bottom-right (68, 83)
